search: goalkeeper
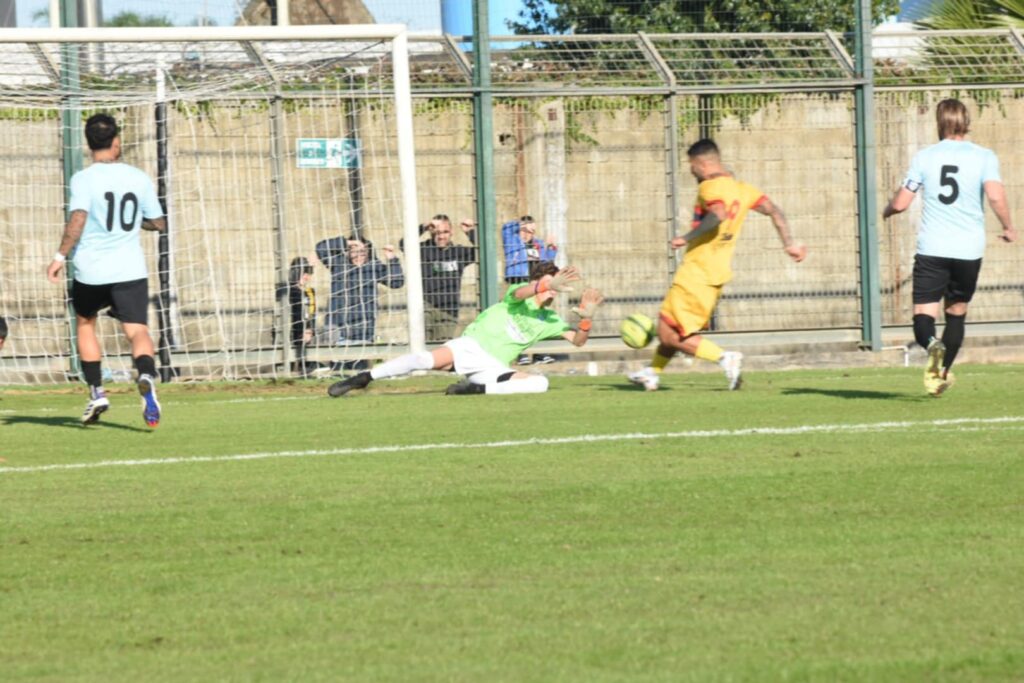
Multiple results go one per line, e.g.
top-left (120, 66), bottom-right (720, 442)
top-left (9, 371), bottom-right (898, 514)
top-left (327, 262), bottom-right (603, 397)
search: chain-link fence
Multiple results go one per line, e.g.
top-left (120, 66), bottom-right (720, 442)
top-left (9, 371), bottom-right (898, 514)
top-left (1, 27), bottom-right (1022, 381)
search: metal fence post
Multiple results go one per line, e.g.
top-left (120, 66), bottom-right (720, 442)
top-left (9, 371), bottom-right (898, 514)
top-left (59, 0), bottom-right (82, 379)
top-left (155, 63), bottom-right (178, 382)
top-left (854, 0), bottom-right (882, 351)
top-left (472, 0), bottom-right (499, 309)
top-left (636, 33), bottom-right (680, 283)
top-left (270, 97), bottom-right (292, 374)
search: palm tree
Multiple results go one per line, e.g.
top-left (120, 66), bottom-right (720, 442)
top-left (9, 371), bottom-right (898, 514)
top-left (919, 0), bottom-right (1024, 29)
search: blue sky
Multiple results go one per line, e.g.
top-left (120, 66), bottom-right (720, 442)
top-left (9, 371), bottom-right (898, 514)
top-left (16, 1), bottom-right (444, 30)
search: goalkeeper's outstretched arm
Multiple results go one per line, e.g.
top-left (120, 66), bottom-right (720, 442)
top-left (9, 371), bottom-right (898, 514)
top-left (564, 288), bottom-right (604, 347)
top-left (512, 265), bottom-right (582, 301)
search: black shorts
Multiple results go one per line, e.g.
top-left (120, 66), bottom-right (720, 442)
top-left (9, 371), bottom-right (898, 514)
top-left (912, 255), bottom-right (982, 305)
top-left (71, 278), bottom-right (150, 324)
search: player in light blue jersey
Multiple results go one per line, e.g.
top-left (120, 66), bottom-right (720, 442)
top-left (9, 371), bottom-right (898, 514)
top-left (883, 99), bottom-right (1017, 397)
top-left (46, 114), bottom-right (167, 427)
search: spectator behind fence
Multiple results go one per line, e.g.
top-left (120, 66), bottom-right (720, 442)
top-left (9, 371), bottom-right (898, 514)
top-left (401, 214), bottom-right (478, 342)
top-left (0, 315), bottom-right (7, 351)
top-left (315, 234), bottom-right (404, 346)
top-left (501, 214), bottom-right (557, 284)
top-left (501, 214), bottom-right (559, 364)
top-left (287, 256), bottom-right (319, 375)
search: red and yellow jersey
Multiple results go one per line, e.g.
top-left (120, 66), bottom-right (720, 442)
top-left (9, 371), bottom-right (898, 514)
top-left (675, 175), bottom-right (765, 286)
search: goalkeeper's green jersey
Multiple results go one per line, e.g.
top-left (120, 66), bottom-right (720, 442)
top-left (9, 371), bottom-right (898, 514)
top-left (462, 287), bottom-right (571, 365)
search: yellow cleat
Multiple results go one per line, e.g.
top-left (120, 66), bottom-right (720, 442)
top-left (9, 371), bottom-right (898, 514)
top-left (933, 371), bottom-right (955, 397)
top-left (923, 339), bottom-right (946, 395)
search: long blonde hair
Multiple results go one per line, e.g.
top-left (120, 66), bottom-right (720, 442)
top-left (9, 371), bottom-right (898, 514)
top-left (936, 99), bottom-right (970, 140)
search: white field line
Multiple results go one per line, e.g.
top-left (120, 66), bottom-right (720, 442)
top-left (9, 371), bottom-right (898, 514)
top-left (1, 416), bottom-right (1023, 476)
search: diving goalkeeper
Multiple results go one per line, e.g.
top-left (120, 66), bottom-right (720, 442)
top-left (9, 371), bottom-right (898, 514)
top-left (327, 262), bottom-right (603, 397)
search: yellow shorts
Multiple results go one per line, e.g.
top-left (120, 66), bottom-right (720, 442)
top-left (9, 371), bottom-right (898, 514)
top-left (659, 279), bottom-right (722, 336)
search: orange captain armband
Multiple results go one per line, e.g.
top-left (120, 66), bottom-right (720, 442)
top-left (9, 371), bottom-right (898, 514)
top-left (534, 279), bottom-right (550, 295)
top-left (578, 319), bottom-right (592, 332)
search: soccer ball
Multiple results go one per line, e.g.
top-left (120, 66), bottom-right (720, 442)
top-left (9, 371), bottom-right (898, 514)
top-left (620, 313), bottom-right (655, 349)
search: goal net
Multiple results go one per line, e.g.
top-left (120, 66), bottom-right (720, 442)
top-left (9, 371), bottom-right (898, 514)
top-left (0, 25), bottom-right (424, 384)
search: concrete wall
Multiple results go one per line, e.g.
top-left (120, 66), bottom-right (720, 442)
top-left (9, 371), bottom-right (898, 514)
top-left (1, 91), bottom-right (1022, 371)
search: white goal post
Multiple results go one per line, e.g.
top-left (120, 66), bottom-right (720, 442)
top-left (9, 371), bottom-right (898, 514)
top-left (0, 25), bottom-right (426, 384)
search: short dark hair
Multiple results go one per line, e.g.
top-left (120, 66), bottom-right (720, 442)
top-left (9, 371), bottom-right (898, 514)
top-left (288, 256), bottom-right (313, 285)
top-left (431, 214), bottom-right (450, 222)
top-left (85, 113), bottom-right (119, 151)
top-left (528, 260), bottom-right (559, 281)
top-left (0, 315), bottom-right (8, 339)
top-left (520, 215), bottom-right (535, 224)
top-left (687, 138), bottom-right (720, 158)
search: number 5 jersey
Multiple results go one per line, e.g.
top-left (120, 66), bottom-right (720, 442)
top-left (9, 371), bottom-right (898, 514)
top-left (903, 139), bottom-right (1000, 260)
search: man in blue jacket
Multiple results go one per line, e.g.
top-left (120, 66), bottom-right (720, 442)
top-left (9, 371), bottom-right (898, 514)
top-left (501, 215), bottom-right (559, 364)
top-left (502, 215), bottom-right (557, 284)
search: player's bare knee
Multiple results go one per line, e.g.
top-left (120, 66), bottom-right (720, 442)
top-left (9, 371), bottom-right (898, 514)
top-left (946, 302), bottom-right (968, 316)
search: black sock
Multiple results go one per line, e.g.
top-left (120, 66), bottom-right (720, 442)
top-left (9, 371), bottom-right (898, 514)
top-left (941, 313), bottom-right (966, 372)
top-left (912, 314), bottom-right (936, 349)
top-left (133, 355), bottom-right (157, 378)
top-left (81, 360), bottom-right (103, 393)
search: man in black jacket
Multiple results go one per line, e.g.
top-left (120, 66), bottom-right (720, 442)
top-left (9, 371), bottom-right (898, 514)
top-left (402, 214), bottom-right (478, 342)
top-left (315, 236), bottom-right (404, 345)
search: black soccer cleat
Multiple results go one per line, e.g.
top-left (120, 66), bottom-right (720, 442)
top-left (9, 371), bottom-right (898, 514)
top-left (327, 371), bottom-right (372, 397)
top-left (444, 381), bottom-right (485, 396)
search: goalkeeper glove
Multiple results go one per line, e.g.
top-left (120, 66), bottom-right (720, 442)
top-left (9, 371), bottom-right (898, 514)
top-left (572, 288), bottom-right (603, 319)
top-left (547, 266), bottom-right (581, 292)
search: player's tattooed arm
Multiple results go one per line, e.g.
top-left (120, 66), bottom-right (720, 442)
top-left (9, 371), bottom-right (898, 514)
top-left (672, 203), bottom-right (726, 248)
top-left (47, 210), bottom-right (86, 283)
top-left (57, 209), bottom-right (87, 256)
top-left (752, 197), bottom-right (793, 246)
top-left (755, 197), bottom-right (806, 262)
top-left (141, 216), bottom-right (167, 232)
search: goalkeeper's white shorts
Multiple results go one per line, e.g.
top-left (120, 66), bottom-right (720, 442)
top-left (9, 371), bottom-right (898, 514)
top-left (444, 336), bottom-right (513, 385)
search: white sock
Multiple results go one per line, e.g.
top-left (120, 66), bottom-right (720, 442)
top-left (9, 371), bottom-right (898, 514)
top-left (370, 351), bottom-right (434, 380)
top-left (485, 375), bottom-right (549, 395)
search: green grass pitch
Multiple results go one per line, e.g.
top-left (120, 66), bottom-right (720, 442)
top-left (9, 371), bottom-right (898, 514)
top-left (2, 365), bottom-right (1024, 681)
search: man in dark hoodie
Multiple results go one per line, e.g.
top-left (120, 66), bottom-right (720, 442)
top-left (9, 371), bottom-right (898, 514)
top-left (315, 235), bottom-right (404, 345)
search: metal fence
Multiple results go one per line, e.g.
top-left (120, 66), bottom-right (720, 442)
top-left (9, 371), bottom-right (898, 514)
top-left (0, 28), bottom-right (1022, 381)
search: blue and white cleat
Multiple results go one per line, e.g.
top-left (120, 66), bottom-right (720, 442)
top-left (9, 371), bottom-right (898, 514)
top-left (138, 374), bottom-right (161, 427)
top-left (81, 393), bottom-right (110, 425)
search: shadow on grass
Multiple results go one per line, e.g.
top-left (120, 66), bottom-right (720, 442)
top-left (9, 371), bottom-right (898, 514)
top-left (593, 381), bottom-right (675, 392)
top-left (781, 387), bottom-right (926, 401)
top-left (1, 414), bottom-right (153, 433)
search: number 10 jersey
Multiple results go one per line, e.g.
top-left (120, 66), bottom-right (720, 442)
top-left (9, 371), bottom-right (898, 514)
top-left (904, 139), bottom-right (1001, 261)
top-left (68, 162), bottom-right (163, 285)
